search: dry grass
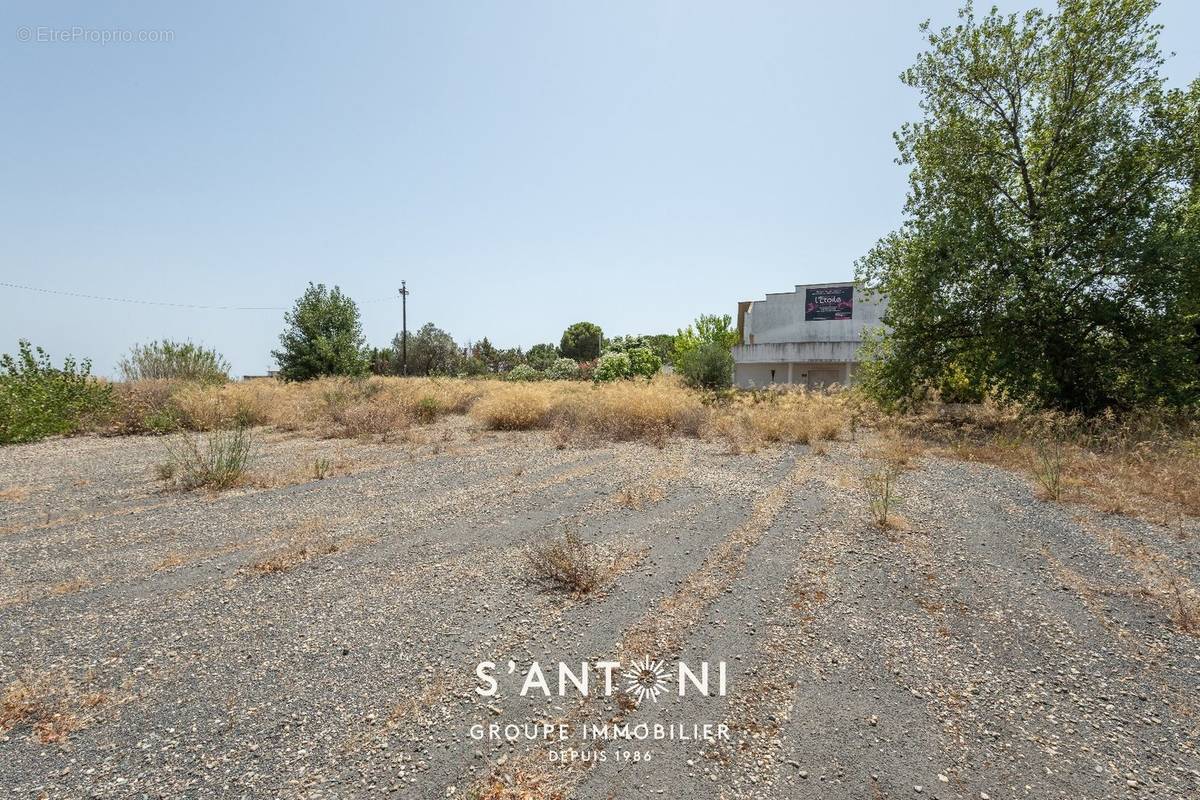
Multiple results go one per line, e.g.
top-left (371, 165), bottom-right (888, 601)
top-left (1, 670), bottom-right (106, 743)
top-left (245, 520), bottom-right (341, 575)
top-left (523, 527), bottom-right (644, 597)
top-left (897, 402), bottom-right (1200, 525)
top-left (88, 376), bottom-right (855, 453)
top-left (471, 383), bottom-right (558, 430)
top-left (614, 482), bottom-right (666, 510)
top-left (472, 766), bottom-right (568, 800)
top-left (0, 485), bottom-right (31, 503)
top-left (153, 553), bottom-right (186, 571)
top-left (162, 427), bottom-right (254, 491)
top-left (48, 577), bottom-right (92, 596)
top-left (524, 529), bottom-right (610, 595)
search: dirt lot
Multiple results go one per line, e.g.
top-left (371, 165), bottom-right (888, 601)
top-left (1, 418), bottom-right (1198, 799)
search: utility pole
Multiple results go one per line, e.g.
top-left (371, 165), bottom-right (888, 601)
top-left (399, 281), bottom-right (410, 376)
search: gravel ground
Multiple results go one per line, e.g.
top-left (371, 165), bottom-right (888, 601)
top-left (1, 418), bottom-right (1197, 799)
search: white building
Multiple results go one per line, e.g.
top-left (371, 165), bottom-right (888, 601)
top-left (732, 282), bottom-right (887, 389)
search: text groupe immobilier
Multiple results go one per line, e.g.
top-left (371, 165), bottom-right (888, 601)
top-left (470, 722), bottom-right (731, 742)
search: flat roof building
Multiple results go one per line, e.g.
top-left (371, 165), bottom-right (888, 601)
top-left (733, 282), bottom-right (887, 389)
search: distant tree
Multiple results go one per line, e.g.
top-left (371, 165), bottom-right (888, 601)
top-left (497, 347), bottom-right (526, 373)
top-left (560, 322), bottom-right (603, 362)
top-left (119, 340), bottom-right (230, 383)
top-left (405, 323), bottom-right (461, 376)
top-left (678, 341), bottom-right (734, 390)
top-left (459, 356), bottom-right (489, 377)
top-left (857, 0), bottom-right (1200, 412)
top-left (671, 314), bottom-right (738, 371)
top-left (272, 283), bottom-right (368, 381)
top-left (645, 334), bottom-right (675, 362)
top-left (526, 343), bottom-right (560, 371)
top-left (472, 338), bottom-right (500, 373)
top-left (604, 335), bottom-right (648, 353)
top-left (368, 346), bottom-right (395, 376)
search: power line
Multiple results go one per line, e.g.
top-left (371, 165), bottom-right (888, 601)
top-left (0, 281), bottom-right (399, 311)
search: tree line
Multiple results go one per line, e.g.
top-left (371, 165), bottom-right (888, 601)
top-left (270, 282), bottom-right (738, 388)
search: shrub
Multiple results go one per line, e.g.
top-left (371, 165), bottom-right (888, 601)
top-left (507, 364), bottom-right (542, 382)
top-left (524, 529), bottom-right (607, 595)
top-left (118, 340), bottom-right (229, 383)
top-left (627, 347), bottom-right (662, 378)
top-left (109, 380), bottom-right (183, 434)
top-left (865, 464), bottom-right (901, 528)
top-left (546, 358), bottom-right (580, 380)
top-left (415, 396), bottom-right (441, 423)
top-left (593, 352), bottom-right (631, 383)
top-left (678, 341), bottom-right (733, 390)
top-left (0, 340), bottom-right (113, 444)
top-left (163, 427), bottom-right (254, 490)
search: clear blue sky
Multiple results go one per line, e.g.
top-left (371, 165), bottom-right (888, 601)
top-left (2, 1), bottom-right (1197, 376)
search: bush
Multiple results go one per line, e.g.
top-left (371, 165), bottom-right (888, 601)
top-left (627, 347), bottom-right (662, 378)
top-left (678, 341), bottom-right (733, 390)
top-left (0, 341), bottom-right (113, 445)
top-left (593, 352), bottom-right (631, 383)
top-left (109, 380), bottom-right (183, 434)
top-left (507, 364), bottom-right (542, 382)
top-left (546, 358), bottom-right (580, 380)
top-left (118, 340), bottom-right (229, 383)
top-left (163, 427), bottom-right (254, 490)
top-left (524, 529), bottom-right (608, 595)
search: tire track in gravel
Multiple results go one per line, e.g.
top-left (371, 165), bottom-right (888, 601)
top-left (459, 452), bottom-right (811, 799)
top-left (1, 437), bottom-right (747, 798)
top-left (0, 438), bottom-right (606, 605)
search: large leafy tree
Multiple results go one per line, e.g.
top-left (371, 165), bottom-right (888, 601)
top-left (670, 314), bottom-right (739, 371)
top-left (526, 343), bottom-right (560, 371)
top-left (857, 0), bottom-right (1199, 413)
top-left (403, 323), bottom-right (462, 376)
top-left (560, 322), bottom-right (604, 362)
top-left (272, 283), bottom-right (369, 381)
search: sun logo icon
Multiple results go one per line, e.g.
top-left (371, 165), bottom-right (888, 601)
top-left (623, 656), bottom-right (673, 705)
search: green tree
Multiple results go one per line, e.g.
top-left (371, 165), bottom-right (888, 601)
top-left (526, 343), bottom-right (560, 371)
top-left (471, 338), bottom-right (501, 372)
top-left (404, 323), bottom-right (461, 376)
top-left (671, 314), bottom-right (739, 371)
top-left (368, 346), bottom-right (395, 376)
top-left (678, 341), bottom-right (734, 390)
top-left (560, 322), bottom-right (603, 362)
top-left (272, 283), bottom-right (369, 381)
top-left (857, 0), bottom-right (1200, 413)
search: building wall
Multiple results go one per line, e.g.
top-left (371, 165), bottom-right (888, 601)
top-left (742, 283), bottom-right (887, 346)
top-left (733, 282), bottom-right (885, 389)
top-left (734, 361), bottom-right (851, 389)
